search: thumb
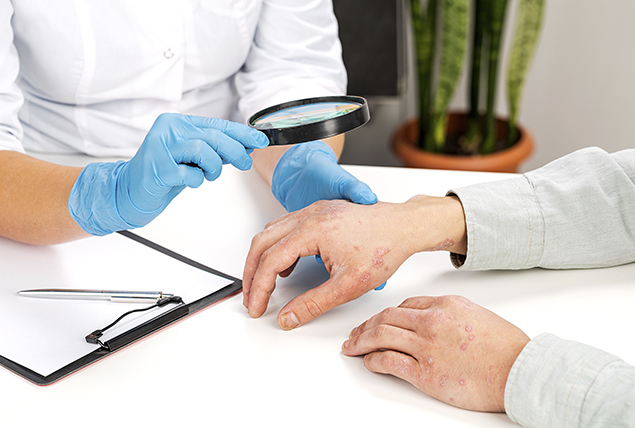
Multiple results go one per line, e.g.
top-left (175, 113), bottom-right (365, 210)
top-left (339, 178), bottom-right (378, 205)
top-left (276, 276), bottom-right (366, 330)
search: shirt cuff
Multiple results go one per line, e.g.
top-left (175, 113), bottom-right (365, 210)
top-left (504, 333), bottom-right (629, 428)
top-left (447, 175), bottom-right (545, 270)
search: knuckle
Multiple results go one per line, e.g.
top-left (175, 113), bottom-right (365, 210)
top-left (157, 112), bottom-right (178, 123)
top-left (420, 310), bottom-right (438, 326)
top-left (370, 325), bottom-right (390, 342)
top-left (260, 247), bottom-right (276, 266)
top-left (401, 296), bottom-right (422, 307)
top-left (301, 298), bottom-right (324, 319)
top-left (326, 277), bottom-right (357, 303)
top-left (435, 295), bottom-right (454, 306)
top-left (377, 307), bottom-right (395, 322)
top-left (404, 308), bottom-right (421, 323)
top-left (209, 117), bottom-right (228, 132)
top-left (250, 232), bottom-right (264, 248)
top-left (438, 295), bottom-right (465, 309)
top-left (189, 139), bottom-right (206, 153)
top-left (207, 128), bottom-right (221, 143)
top-left (372, 352), bottom-right (391, 369)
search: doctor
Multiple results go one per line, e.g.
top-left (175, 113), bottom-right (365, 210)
top-left (0, 1), bottom-right (376, 244)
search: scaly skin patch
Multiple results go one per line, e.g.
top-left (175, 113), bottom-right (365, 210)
top-left (373, 246), bottom-right (390, 268)
top-left (431, 239), bottom-right (454, 251)
top-left (323, 203), bottom-right (347, 218)
top-left (358, 272), bottom-right (371, 283)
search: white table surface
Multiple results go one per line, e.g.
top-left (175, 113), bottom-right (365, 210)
top-left (2, 153), bottom-right (634, 427)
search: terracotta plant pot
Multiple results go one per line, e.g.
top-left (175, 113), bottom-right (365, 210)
top-left (391, 112), bottom-right (534, 173)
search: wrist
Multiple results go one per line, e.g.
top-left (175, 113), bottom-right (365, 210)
top-left (403, 195), bottom-right (467, 255)
top-left (68, 161), bottom-right (134, 236)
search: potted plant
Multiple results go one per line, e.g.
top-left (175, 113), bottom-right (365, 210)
top-left (392, 0), bottom-right (545, 172)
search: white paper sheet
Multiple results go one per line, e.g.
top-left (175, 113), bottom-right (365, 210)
top-left (0, 233), bottom-right (232, 377)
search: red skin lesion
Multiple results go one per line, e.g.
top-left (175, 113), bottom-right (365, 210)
top-left (372, 246), bottom-right (390, 268)
top-left (358, 272), bottom-right (371, 283)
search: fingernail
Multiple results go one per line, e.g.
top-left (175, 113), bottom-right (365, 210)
top-left (343, 340), bottom-right (350, 348)
top-left (349, 327), bottom-right (357, 339)
top-left (280, 312), bottom-right (299, 331)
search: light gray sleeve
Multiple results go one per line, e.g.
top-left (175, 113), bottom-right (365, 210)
top-left (448, 147), bottom-right (635, 270)
top-left (504, 333), bottom-right (635, 428)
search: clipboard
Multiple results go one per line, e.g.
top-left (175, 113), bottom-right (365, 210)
top-left (0, 230), bottom-right (242, 386)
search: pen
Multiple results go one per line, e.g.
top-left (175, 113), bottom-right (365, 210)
top-left (17, 289), bottom-right (174, 303)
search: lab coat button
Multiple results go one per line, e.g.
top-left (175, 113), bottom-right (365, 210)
top-left (163, 49), bottom-right (175, 59)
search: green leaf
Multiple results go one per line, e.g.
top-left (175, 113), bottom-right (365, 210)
top-left (430, 0), bottom-right (469, 152)
top-left (411, 0), bottom-right (438, 148)
top-left (506, 0), bottom-right (545, 146)
top-left (480, 0), bottom-right (509, 154)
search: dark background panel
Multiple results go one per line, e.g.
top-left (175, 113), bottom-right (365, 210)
top-left (333, 0), bottom-right (404, 97)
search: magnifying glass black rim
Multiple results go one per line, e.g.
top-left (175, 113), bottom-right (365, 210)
top-left (248, 95), bottom-right (370, 146)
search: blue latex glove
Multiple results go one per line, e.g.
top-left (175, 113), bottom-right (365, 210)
top-left (69, 113), bottom-right (269, 236)
top-left (273, 140), bottom-right (386, 290)
top-left (271, 140), bottom-right (377, 212)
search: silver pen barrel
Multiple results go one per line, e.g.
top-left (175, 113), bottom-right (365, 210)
top-left (17, 289), bottom-right (173, 303)
top-left (109, 291), bottom-right (171, 302)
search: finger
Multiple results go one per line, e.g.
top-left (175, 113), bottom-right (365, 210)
top-left (339, 178), bottom-right (378, 205)
top-left (178, 124), bottom-right (256, 170)
top-left (246, 227), bottom-right (321, 318)
top-left (153, 153), bottom-right (207, 190)
top-left (243, 212), bottom-right (298, 295)
top-left (362, 351), bottom-right (423, 386)
top-left (275, 275), bottom-right (370, 330)
top-left (343, 323), bottom-right (422, 357)
top-left (204, 130), bottom-right (254, 170)
top-left (242, 209), bottom-right (317, 304)
top-left (170, 139), bottom-right (224, 182)
top-left (185, 115), bottom-right (269, 149)
top-left (348, 305), bottom-right (441, 346)
top-left (243, 257), bottom-right (298, 309)
top-left (398, 296), bottom-right (439, 310)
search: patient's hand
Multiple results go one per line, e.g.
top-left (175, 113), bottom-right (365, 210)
top-left (243, 196), bottom-right (466, 330)
top-left (342, 295), bottom-right (530, 412)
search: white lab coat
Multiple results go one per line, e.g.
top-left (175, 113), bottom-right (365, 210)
top-left (0, 0), bottom-right (346, 157)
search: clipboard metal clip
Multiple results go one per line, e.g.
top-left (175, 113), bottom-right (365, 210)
top-left (86, 295), bottom-right (184, 347)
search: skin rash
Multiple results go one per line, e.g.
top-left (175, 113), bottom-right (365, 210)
top-left (373, 247), bottom-right (390, 268)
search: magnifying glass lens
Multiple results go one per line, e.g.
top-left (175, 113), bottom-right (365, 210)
top-left (252, 102), bottom-right (361, 130)
top-left (248, 95), bottom-right (369, 145)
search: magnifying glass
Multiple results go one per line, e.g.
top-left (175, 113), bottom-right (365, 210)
top-left (248, 95), bottom-right (370, 145)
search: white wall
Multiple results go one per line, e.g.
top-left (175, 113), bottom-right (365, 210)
top-left (340, 0), bottom-right (635, 172)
